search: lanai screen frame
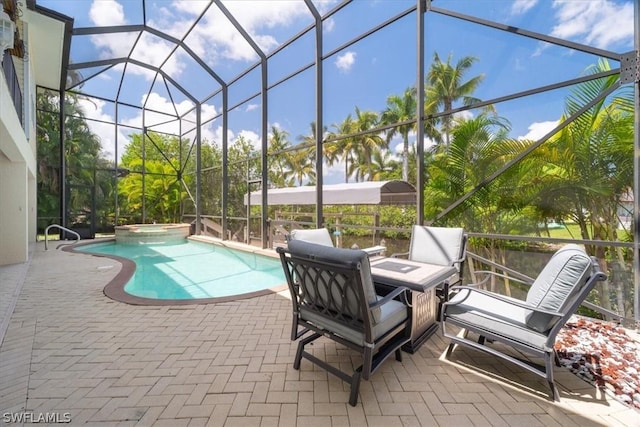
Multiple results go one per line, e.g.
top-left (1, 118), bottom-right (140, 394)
top-left (42, 0), bottom-right (639, 323)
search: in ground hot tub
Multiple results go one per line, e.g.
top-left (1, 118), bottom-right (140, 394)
top-left (115, 223), bottom-right (191, 245)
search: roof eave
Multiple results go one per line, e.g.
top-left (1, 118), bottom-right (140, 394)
top-left (25, 1), bottom-right (73, 90)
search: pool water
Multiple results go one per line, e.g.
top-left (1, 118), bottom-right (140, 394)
top-left (79, 240), bottom-right (286, 300)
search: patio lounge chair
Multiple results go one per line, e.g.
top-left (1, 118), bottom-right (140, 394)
top-left (392, 225), bottom-right (467, 303)
top-left (277, 239), bottom-right (412, 406)
top-left (440, 244), bottom-right (607, 400)
top-left (288, 227), bottom-right (386, 256)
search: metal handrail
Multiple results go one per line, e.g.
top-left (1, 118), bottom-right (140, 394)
top-left (44, 224), bottom-right (81, 250)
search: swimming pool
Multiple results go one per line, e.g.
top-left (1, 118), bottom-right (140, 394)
top-left (78, 239), bottom-right (286, 304)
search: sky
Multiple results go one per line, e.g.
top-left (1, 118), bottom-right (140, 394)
top-left (38, 0), bottom-right (635, 183)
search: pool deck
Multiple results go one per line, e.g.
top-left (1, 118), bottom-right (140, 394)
top-left (0, 241), bottom-right (638, 426)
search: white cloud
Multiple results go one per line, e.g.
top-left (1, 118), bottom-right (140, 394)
top-left (235, 130), bottom-right (262, 149)
top-left (182, 0), bottom-right (314, 64)
top-left (391, 132), bottom-right (419, 159)
top-left (323, 159), bottom-right (345, 183)
top-left (323, 17), bottom-right (335, 33)
top-left (549, 0), bottom-right (633, 49)
top-left (89, 0), bottom-right (126, 26)
top-left (88, 1), bottom-right (187, 81)
top-left (132, 93), bottom-right (218, 138)
top-left (90, 31), bottom-right (136, 60)
top-left (335, 51), bottom-right (356, 72)
top-left (210, 125), bottom-right (262, 150)
top-left (510, 0), bottom-right (538, 16)
top-left (212, 125), bottom-right (233, 145)
top-left (147, 2), bottom-right (208, 40)
top-left (311, 0), bottom-right (341, 15)
top-left (423, 137), bottom-right (437, 152)
top-left (454, 110), bottom-right (474, 122)
top-left (76, 97), bottom-right (124, 159)
top-left (518, 120), bottom-right (559, 141)
top-left (391, 133), bottom-right (408, 157)
top-left (129, 33), bottom-right (184, 75)
top-left (76, 91), bottom-right (224, 159)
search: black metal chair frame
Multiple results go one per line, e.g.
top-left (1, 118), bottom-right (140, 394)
top-left (278, 244), bottom-right (411, 406)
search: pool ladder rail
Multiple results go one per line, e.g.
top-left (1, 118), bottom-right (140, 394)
top-left (44, 224), bottom-right (81, 250)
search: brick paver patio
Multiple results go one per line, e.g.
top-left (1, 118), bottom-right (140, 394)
top-left (1, 242), bottom-right (637, 426)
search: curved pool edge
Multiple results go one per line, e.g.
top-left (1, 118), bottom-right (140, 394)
top-left (66, 238), bottom-right (288, 306)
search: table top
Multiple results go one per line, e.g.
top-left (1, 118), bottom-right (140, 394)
top-left (369, 257), bottom-right (458, 292)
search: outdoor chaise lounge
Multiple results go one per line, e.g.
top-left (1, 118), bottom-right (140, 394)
top-left (392, 225), bottom-right (467, 304)
top-left (440, 244), bottom-right (607, 400)
top-left (277, 240), bottom-right (412, 406)
top-left (288, 227), bottom-right (387, 256)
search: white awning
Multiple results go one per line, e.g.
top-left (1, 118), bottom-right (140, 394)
top-left (244, 180), bottom-right (416, 206)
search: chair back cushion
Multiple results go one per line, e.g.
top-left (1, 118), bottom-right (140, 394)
top-left (286, 240), bottom-right (381, 322)
top-left (525, 244), bottom-right (592, 332)
top-left (289, 228), bottom-right (334, 247)
top-left (409, 225), bottom-right (464, 268)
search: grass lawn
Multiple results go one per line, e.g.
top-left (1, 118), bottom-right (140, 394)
top-left (541, 222), bottom-right (631, 241)
top-left (543, 223), bottom-right (582, 239)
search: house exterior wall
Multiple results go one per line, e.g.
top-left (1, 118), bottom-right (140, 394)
top-left (0, 152), bottom-right (29, 264)
top-left (0, 2), bottom-right (67, 266)
top-left (0, 49), bottom-right (36, 266)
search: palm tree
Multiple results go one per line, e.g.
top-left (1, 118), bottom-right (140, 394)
top-left (267, 126), bottom-right (291, 187)
top-left (425, 113), bottom-right (526, 230)
top-left (295, 121), bottom-right (326, 184)
top-left (380, 88), bottom-right (416, 181)
top-left (285, 144), bottom-right (316, 186)
top-left (352, 107), bottom-right (385, 181)
top-left (426, 52), bottom-right (486, 149)
top-left (425, 113), bottom-right (544, 293)
top-left (368, 149), bottom-right (398, 181)
top-left (532, 59), bottom-right (634, 317)
top-left (535, 59), bottom-right (633, 243)
top-left (37, 89), bottom-right (112, 231)
top-left (327, 115), bottom-right (358, 183)
top-left (297, 121), bottom-right (326, 147)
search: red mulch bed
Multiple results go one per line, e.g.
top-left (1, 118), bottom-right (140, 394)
top-left (555, 317), bottom-right (640, 410)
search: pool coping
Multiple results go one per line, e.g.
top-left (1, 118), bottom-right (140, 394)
top-left (66, 237), bottom-right (288, 306)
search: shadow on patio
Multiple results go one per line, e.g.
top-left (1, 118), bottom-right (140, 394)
top-left (0, 243), bottom-right (637, 426)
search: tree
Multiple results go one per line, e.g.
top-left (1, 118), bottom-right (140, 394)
top-left (368, 149), bottom-right (399, 181)
top-left (327, 115), bottom-right (358, 183)
top-left (189, 139), bottom-right (223, 216)
top-left (531, 60), bottom-right (633, 242)
top-left (267, 126), bottom-right (292, 187)
top-left (285, 143), bottom-right (316, 186)
top-left (351, 107), bottom-right (385, 181)
top-left (36, 90), bottom-right (63, 228)
top-left (36, 88), bottom-right (114, 232)
top-left (531, 59), bottom-right (634, 316)
top-left (425, 113), bottom-right (519, 231)
top-left (226, 135), bottom-right (261, 217)
top-left (425, 113), bottom-right (550, 295)
top-left (381, 88), bottom-right (416, 181)
top-left (426, 52), bottom-right (486, 149)
top-left (118, 160), bottom-right (186, 223)
top-left (293, 121), bottom-right (324, 185)
top-left (118, 132), bottom-right (193, 223)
